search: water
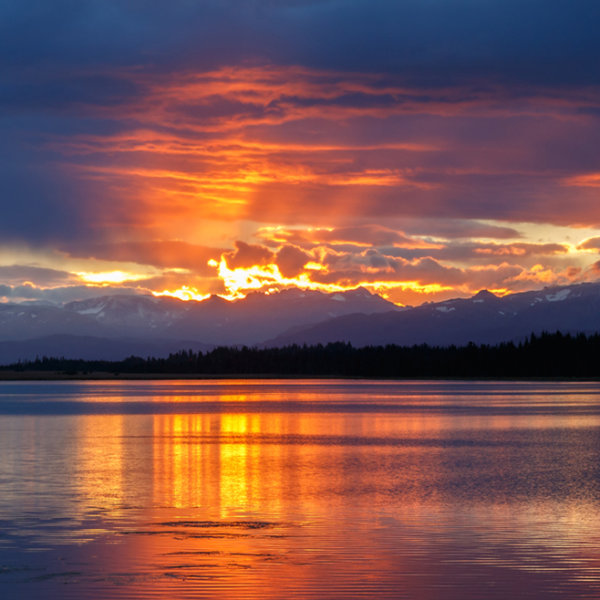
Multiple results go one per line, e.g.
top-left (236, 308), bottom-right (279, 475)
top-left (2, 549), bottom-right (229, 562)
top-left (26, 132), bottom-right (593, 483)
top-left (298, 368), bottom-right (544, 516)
top-left (1, 379), bottom-right (600, 599)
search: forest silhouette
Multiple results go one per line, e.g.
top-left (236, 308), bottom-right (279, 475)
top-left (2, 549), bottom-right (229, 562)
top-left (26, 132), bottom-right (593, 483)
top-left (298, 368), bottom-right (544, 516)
top-left (3, 331), bottom-right (600, 378)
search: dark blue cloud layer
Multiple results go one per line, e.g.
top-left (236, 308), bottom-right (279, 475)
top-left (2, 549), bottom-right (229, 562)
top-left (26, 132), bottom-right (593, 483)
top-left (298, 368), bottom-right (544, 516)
top-left (2, 1), bottom-right (600, 83)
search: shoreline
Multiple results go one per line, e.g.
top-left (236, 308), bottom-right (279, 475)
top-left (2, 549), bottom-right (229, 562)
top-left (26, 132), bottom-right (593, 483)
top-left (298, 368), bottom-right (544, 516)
top-left (0, 370), bottom-right (597, 382)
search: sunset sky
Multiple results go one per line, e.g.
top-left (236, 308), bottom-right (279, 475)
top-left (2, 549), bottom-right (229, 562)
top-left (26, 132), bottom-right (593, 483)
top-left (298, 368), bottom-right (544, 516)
top-left (3, 0), bottom-right (600, 306)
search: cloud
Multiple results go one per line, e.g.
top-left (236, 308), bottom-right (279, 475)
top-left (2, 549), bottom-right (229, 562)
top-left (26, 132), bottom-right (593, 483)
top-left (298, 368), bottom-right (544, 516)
top-left (62, 241), bottom-right (224, 273)
top-left (255, 226), bottom-right (569, 267)
top-left (578, 237), bottom-right (600, 251)
top-left (275, 245), bottom-right (312, 277)
top-left (4, 60), bottom-right (600, 251)
top-left (256, 224), bottom-right (437, 249)
top-left (0, 265), bottom-right (74, 286)
top-left (200, 233), bottom-right (598, 305)
top-left (222, 241), bottom-right (275, 269)
top-left (398, 219), bottom-right (522, 240)
top-left (0, 282), bottom-right (149, 305)
top-left (381, 242), bottom-right (570, 264)
top-left (4, 1), bottom-right (600, 86)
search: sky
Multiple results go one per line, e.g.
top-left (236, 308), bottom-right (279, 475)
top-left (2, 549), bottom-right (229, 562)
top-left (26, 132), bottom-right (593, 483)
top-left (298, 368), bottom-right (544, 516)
top-left (2, 0), bottom-right (600, 306)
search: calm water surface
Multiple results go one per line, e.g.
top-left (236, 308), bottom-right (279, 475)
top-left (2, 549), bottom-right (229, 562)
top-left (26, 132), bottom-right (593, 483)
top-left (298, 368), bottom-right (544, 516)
top-left (1, 379), bottom-right (600, 599)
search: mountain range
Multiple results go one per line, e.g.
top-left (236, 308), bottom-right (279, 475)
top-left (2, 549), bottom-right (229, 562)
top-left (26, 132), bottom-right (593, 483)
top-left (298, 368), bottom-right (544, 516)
top-left (0, 287), bottom-right (395, 363)
top-left (265, 282), bottom-right (600, 348)
top-left (1, 281), bottom-right (600, 364)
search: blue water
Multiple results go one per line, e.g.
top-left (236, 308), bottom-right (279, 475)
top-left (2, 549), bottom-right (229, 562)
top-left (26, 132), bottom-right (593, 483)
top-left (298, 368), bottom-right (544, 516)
top-left (1, 380), bottom-right (599, 599)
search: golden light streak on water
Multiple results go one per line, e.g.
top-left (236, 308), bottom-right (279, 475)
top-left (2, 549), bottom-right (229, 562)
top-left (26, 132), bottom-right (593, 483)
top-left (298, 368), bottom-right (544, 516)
top-left (75, 415), bottom-right (125, 515)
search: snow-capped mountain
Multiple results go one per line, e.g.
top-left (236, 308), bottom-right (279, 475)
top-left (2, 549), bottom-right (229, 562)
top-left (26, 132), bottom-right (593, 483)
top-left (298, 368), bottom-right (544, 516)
top-left (164, 287), bottom-right (398, 345)
top-left (61, 287), bottom-right (397, 345)
top-left (0, 288), bottom-right (398, 362)
top-left (0, 303), bottom-right (106, 341)
top-left (64, 294), bottom-right (191, 337)
top-left (3, 281), bottom-right (600, 364)
top-left (265, 281), bottom-right (600, 347)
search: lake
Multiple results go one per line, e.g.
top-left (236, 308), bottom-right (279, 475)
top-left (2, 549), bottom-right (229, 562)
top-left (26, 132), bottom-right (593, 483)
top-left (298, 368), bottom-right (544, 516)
top-left (1, 379), bottom-right (600, 599)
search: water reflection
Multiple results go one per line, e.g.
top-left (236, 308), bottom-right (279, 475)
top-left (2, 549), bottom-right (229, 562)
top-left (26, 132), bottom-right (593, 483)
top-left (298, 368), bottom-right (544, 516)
top-left (0, 380), bottom-right (600, 598)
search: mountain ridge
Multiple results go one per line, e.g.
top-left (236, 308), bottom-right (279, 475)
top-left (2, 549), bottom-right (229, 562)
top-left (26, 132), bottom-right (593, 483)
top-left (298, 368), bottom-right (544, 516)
top-left (264, 281), bottom-right (600, 348)
top-left (0, 287), bottom-right (397, 362)
top-left (2, 281), bottom-right (600, 364)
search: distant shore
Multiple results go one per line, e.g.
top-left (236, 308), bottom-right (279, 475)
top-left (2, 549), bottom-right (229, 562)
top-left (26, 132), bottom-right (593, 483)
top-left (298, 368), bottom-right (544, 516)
top-left (0, 371), bottom-right (353, 381)
top-left (0, 370), bottom-right (596, 382)
top-left (0, 371), bottom-right (186, 381)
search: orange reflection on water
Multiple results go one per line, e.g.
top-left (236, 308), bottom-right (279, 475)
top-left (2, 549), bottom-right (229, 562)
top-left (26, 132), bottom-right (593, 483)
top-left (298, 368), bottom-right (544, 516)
top-left (3, 379), bottom-right (600, 599)
top-left (146, 408), bottom-right (452, 517)
top-left (153, 414), bottom-right (209, 509)
top-left (74, 415), bottom-right (125, 514)
top-left (151, 413), bottom-right (297, 516)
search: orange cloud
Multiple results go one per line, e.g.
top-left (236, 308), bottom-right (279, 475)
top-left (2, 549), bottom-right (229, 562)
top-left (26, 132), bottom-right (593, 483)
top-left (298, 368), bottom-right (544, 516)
top-left (19, 63), bottom-right (600, 307)
top-left (136, 235), bottom-right (589, 306)
top-left (255, 225), bottom-right (441, 249)
top-left (46, 63), bottom-right (600, 242)
top-left (577, 237), bottom-right (600, 251)
top-left (223, 241), bottom-right (275, 269)
top-left (275, 245), bottom-right (312, 278)
top-left (563, 173), bottom-right (600, 188)
top-left (62, 241), bottom-right (224, 272)
top-left (471, 243), bottom-right (568, 258)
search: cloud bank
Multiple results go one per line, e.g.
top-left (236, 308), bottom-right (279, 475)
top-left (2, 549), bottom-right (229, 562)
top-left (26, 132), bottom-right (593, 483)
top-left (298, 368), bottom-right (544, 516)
top-left (2, 1), bottom-right (600, 304)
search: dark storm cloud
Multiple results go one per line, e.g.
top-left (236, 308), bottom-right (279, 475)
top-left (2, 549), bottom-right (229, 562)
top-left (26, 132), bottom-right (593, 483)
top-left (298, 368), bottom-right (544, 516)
top-left (3, 1), bottom-right (600, 84)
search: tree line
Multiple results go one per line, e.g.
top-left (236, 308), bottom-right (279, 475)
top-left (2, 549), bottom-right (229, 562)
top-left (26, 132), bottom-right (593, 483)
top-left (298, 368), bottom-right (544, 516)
top-left (3, 331), bottom-right (600, 378)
